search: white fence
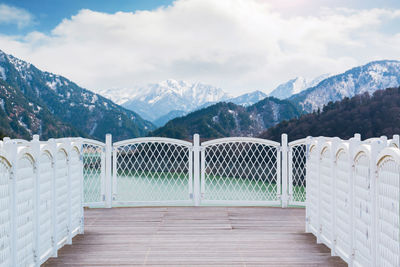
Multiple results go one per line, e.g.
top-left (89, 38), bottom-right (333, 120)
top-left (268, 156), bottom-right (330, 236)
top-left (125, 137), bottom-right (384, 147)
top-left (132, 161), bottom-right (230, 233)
top-left (0, 135), bottom-right (84, 267)
top-left (82, 134), bottom-right (307, 207)
top-left (306, 135), bottom-right (400, 267)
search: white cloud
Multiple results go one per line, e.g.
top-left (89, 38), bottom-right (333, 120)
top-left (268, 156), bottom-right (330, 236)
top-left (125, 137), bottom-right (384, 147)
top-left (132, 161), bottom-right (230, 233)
top-left (0, 0), bottom-right (399, 96)
top-left (0, 4), bottom-right (34, 28)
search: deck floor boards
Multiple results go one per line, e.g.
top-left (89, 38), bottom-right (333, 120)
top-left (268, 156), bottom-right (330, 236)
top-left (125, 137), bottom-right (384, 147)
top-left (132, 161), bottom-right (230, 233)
top-left (43, 207), bottom-right (346, 266)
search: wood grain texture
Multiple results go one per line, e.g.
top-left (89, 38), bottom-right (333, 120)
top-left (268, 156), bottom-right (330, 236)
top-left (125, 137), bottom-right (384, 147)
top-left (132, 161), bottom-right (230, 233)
top-left (43, 207), bottom-right (347, 266)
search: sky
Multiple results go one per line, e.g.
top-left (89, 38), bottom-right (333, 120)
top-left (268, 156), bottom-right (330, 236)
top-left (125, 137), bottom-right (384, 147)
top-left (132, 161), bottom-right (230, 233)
top-left (0, 0), bottom-right (399, 96)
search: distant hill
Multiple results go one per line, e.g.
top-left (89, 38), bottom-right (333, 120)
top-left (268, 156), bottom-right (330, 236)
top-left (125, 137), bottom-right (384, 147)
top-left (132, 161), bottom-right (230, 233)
top-left (153, 110), bottom-right (186, 127)
top-left (289, 60), bottom-right (400, 113)
top-left (260, 87), bottom-right (400, 142)
top-left (150, 97), bottom-right (300, 139)
top-left (0, 49), bottom-right (155, 141)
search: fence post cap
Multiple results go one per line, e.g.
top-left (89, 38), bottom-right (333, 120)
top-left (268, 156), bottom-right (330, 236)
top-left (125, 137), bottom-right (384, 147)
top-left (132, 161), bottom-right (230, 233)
top-left (193, 134), bottom-right (200, 145)
top-left (354, 133), bottom-right (361, 140)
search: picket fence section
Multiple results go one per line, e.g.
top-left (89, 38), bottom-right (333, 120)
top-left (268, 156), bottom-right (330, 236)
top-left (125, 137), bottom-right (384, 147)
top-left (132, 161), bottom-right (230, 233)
top-left (82, 134), bottom-right (308, 207)
top-left (306, 135), bottom-right (400, 267)
top-left (0, 136), bottom-right (84, 267)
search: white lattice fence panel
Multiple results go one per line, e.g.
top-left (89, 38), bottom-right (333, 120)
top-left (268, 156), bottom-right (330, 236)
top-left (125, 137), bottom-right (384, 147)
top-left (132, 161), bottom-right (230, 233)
top-left (289, 144), bottom-right (306, 204)
top-left (376, 157), bottom-right (399, 267)
top-left (56, 150), bottom-right (68, 246)
top-left (334, 149), bottom-right (352, 261)
top-left (0, 157), bottom-right (11, 267)
top-left (202, 141), bottom-right (280, 203)
top-left (319, 146), bottom-right (333, 247)
top-left (82, 143), bottom-right (104, 206)
top-left (15, 155), bottom-right (35, 266)
top-left (38, 152), bottom-right (53, 261)
top-left (307, 145), bottom-right (319, 234)
top-left (114, 141), bottom-right (192, 203)
top-left (353, 153), bottom-right (373, 267)
top-left (69, 148), bottom-right (82, 234)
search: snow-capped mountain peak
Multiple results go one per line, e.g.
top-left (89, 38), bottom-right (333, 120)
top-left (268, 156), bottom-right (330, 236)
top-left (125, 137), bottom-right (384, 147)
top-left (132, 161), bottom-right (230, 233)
top-left (269, 74), bottom-right (332, 100)
top-left (112, 80), bottom-right (231, 121)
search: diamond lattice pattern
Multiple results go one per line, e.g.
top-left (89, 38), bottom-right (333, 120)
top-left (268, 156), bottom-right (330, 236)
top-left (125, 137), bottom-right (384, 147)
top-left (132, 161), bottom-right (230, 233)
top-left (83, 144), bottom-right (103, 204)
top-left (290, 144), bottom-right (306, 202)
top-left (115, 142), bottom-right (191, 202)
top-left (203, 142), bottom-right (278, 201)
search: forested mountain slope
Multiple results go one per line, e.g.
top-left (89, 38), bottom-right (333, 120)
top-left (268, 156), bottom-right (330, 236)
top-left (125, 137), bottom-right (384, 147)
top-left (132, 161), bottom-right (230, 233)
top-left (150, 97), bottom-right (300, 139)
top-left (0, 49), bottom-right (155, 141)
top-left (261, 87), bottom-right (400, 142)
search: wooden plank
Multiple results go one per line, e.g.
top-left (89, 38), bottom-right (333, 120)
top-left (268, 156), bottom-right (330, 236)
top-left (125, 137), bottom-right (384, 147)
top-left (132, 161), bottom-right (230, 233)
top-left (43, 207), bottom-right (347, 266)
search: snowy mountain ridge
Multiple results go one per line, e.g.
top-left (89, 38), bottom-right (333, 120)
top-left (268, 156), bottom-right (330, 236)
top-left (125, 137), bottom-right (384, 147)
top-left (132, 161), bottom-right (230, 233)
top-left (290, 60), bottom-right (400, 112)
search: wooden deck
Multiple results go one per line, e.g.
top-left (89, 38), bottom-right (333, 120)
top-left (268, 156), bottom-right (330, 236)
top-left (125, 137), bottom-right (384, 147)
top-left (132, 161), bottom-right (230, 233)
top-left (44, 207), bottom-right (346, 266)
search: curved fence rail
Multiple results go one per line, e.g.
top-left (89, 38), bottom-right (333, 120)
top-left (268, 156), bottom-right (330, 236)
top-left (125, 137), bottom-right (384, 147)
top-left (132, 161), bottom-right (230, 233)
top-left (0, 136), bottom-right (83, 267)
top-left (306, 136), bottom-right (400, 267)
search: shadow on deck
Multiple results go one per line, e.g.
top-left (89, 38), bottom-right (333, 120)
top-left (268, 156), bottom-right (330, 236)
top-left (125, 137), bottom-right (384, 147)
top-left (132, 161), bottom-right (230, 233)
top-left (44, 207), bottom-right (346, 266)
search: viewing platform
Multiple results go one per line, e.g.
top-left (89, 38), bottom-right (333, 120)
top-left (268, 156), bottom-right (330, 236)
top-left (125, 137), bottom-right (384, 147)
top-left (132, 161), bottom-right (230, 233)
top-left (44, 207), bottom-right (346, 266)
top-left (0, 133), bottom-right (398, 266)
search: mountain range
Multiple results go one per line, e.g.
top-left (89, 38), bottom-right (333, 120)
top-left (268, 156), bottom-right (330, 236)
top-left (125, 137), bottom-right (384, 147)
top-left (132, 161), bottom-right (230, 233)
top-left (100, 80), bottom-right (231, 123)
top-left (0, 50), bottom-right (154, 141)
top-left (100, 81), bottom-right (269, 126)
top-left (150, 97), bottom-right (299, 139)
top-left (1, 48), bottom-right (399, 141)
top-left (290, 60), bottom-right (400, 112)
top-left (152, 60), bottom-right (400, 139)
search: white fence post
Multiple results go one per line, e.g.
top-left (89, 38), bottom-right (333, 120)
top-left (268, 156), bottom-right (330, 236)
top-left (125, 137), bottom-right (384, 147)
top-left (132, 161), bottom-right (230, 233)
top-left (49, 139), bottom-right (58, 257)
top-left (66, 140), bottom-right (73, 245)
top-left (305, 136), bottom-right (312, 233)
top-left (78, 138), bottom-right (84, 234)
top-left (281, 134), bottom-right (288, 208)
top-left (193, 134), bottom-right (201, 206)
top-left (32, 135), bottom-right (41, 266)
top-left (4, 138), bottom-right (17, 266)
top-left (316, 136), bottom-right (324, 244)
top-left (330, 138), bottom-right (339, 256)
top-left (105, 134), bottom-right (112, 208)
top-left (370, 140), bottom-right (384, 267)
top-left (348, 136), bottom-right (359, 266)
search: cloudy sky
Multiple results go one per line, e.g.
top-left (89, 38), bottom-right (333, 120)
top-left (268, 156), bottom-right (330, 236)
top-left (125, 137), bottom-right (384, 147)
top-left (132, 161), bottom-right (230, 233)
top-left (0, 0), bottom-right (399, 96)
